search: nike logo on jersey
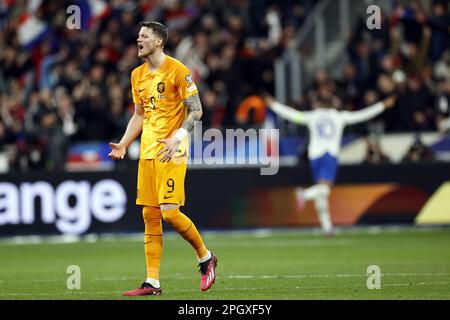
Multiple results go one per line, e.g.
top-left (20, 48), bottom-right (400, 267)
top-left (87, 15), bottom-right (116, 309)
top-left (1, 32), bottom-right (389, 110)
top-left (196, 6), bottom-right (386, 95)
top-left (139, 88), bottom-right (145, 92)
top-left (163, 195), bottom-right (174, 199)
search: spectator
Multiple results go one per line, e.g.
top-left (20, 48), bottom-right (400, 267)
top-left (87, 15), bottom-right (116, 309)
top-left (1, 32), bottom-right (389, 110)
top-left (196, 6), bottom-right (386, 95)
top-left (428, 0), bottom-right (450, 62)
top-left (396, 76), bottom-right (434, 131)
top-left (363, 135), bottom-right (391, 165)
top-left (201, 89), bottom-right (225, 129)
top-left (402, 136), bottom-right (435, 163)
top-left (435, 79), bottom-right (450, 133)
top-left (336, 64), bottom-right (361, 109)
top-left (433, 49), bottom-right (450, 80)
top-left (235, 95), bottom-right (266, 128)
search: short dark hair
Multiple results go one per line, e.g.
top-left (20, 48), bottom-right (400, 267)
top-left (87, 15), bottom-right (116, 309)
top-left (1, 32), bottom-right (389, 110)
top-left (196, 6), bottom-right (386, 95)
top-left (139, 21), bottom-right (168, 46)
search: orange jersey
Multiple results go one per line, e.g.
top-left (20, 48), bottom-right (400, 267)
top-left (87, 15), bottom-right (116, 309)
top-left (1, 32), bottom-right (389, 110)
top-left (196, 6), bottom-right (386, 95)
top-left (130, 56), bottom-right (198, 159)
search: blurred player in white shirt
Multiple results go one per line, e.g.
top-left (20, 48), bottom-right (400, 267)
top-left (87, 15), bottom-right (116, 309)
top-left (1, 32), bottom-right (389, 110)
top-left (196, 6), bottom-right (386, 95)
top-left (264, 88), bottom-right (396, 236)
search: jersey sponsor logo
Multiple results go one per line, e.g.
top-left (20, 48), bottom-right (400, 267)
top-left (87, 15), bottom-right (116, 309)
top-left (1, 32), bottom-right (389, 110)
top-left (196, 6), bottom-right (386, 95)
top-left (163, 195), bottom-right (174, 200)
top-left (150, 96), bottom-right (156, 109)
top-left (185, 74), bottom-right (193, 85)
top-left (157, 82), bottom-right (165, 93)
top-left (138, 88), bottom-right (145, 92)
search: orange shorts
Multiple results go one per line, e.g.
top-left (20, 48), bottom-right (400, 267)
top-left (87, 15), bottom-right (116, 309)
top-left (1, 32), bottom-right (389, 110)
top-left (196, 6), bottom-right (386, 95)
top-left (136, 157), bottom-right (187, 207)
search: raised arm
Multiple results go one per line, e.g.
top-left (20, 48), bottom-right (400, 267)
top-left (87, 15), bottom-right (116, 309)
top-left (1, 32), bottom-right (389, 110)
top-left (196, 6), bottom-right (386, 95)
top-left (264, 95), bottom-right (309, 125)
top-left (342, 96), bottom-right (396, 125)
top-left (108, 104), bottom-right (144, 160)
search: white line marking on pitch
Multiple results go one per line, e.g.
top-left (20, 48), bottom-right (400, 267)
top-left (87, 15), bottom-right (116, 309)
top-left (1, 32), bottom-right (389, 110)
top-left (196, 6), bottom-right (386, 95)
top-left (229, 272), bottom-right (450, 279)
top-left (2, 281), bottom-right (450, 297)
top-left (2, 272), bottom-right (449, 284)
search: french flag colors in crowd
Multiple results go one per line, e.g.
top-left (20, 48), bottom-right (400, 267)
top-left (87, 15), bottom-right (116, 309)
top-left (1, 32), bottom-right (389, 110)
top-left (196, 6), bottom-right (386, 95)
top-left (15, 0), bottom-right (110, 50)
top-left (75, 0), bottom-right (111, 31)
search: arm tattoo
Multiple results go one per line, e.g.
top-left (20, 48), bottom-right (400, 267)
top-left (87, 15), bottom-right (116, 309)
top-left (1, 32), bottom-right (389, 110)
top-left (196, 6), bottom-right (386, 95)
top-left (181, 93), bottom-right (203, 132)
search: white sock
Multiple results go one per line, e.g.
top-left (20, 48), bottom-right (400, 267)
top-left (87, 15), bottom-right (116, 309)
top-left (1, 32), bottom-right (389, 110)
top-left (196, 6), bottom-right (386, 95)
top-left (314, 194), bottom-right (333, 233)
top-left (198, 250), bottom-right (212, 263)
top-left (145, 278), bottom-right (160, 288)
top-left (302, 184), bottom-right (330, 201)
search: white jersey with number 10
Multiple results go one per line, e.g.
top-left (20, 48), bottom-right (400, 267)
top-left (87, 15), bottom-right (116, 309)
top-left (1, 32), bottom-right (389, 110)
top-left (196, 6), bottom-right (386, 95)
top-left (271, 101), bottom-right (385, 160)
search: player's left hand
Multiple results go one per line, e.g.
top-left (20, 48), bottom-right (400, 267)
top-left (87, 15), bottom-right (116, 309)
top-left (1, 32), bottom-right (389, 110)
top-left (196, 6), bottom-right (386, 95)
top-left (156, 138), bottom-right (181, 162)
top-left (383, 95), bottom-right (397, 109)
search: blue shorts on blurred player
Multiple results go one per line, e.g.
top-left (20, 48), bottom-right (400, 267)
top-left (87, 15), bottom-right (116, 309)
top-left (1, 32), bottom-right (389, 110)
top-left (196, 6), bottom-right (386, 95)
top-left (310, 153), bottom-right (338, 183)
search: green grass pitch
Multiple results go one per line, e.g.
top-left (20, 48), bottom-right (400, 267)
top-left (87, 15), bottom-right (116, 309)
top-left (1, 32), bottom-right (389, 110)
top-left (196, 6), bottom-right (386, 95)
top-left (0, 227), bottom-right (449, 300)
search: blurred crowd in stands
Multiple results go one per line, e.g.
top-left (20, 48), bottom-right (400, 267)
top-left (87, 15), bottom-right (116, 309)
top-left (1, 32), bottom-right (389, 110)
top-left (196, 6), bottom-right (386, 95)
top-left (314, 0), bottom-right (450, 135)
top-left (0, 0), bottom-right (449, 171)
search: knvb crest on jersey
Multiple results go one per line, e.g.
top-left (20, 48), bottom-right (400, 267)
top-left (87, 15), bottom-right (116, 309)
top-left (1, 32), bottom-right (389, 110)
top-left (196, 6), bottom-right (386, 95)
top-left (157, 82), bottom-right (165, 93)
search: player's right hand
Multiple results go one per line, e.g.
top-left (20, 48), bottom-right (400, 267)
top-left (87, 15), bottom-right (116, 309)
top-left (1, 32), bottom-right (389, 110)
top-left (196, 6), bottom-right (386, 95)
top-left (262, 93), bottom-right (275, 108)
top-left (108, 142), bottom-right (126, 160)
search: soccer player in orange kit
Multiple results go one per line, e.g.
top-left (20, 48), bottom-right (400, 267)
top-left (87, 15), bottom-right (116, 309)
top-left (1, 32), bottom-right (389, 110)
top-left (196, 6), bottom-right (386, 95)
top-left (108, 21), bottom-right (217, 296)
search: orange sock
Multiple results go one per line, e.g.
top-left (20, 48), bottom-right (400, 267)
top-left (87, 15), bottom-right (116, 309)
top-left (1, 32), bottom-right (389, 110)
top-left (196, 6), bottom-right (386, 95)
top-left (162, 208), bottom-right (208, 260)
top-left (142, 206), bottom-right (163, 280)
